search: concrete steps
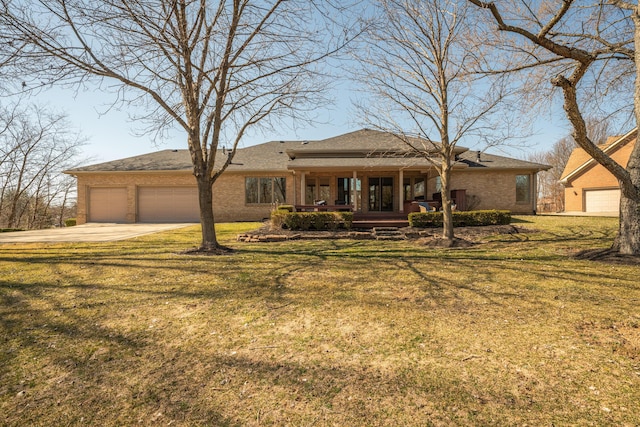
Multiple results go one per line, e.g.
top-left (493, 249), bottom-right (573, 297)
top-left (372, 227), bottom-right (405, 240)
top-left (352, 213), bottom-right (410, 229)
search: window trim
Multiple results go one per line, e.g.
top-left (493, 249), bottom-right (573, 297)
top-left (515, 174), bottom-right (531, 204)
top-left (245, 176), bottom-right (286, 205)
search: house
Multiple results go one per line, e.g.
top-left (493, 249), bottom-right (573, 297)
top-left (560, 129), bottom-right (636, 213)
top-left (65, 129), bottom-right (550, 224)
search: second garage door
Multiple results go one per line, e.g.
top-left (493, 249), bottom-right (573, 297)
top-left (138, 187), bottom-right (200, 223)
top-left (585, 188), bottom-right (620, 213)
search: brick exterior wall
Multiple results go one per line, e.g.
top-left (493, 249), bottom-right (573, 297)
top-left (75, 171), bottom-right (294, 224)
top-left (212, 172), bottom-right (295, 222)
top-left (74, 168), bottom-right (535, 224)
top-left (450, 170), bottom-right (537, 214)
top-left (563, 141), bottom-right (633, 212)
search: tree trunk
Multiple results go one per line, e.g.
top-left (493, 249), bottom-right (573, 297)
top-left (614, 188), bottom-right (640, 254)
top-left (195, 176), bottom-right (219, 251)
top-left (613, 10), bottom-right (640, 255)
top-left (553, 70), bottom-right (640, 255)
top-left (440, 162), bottom-right (454, 241)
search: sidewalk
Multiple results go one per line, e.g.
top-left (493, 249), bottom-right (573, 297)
top-left (539, 211), bottom-right (618, 217)
top-left (0, 223), bottom-right (195, 243)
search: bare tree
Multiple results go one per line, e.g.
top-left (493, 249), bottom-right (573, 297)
top-left (1, 0), bottom-right (358, 251)
top-left (352, 0), bottom-right (519, 242)
top-left (54, 175), bottom-right (77, 227)
top-left (0, 102), bottom-right (84, 229)
top-left (469, 0), bottom-right (640, 255)
top-left (529, 137), bottom-right (574, 212)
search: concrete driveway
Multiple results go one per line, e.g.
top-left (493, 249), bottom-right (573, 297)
top-left (0, 223), bottom-right (196, 243)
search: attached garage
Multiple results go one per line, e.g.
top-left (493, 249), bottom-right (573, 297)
top-left (88, 187), bottom-right (128, 223)
top-left (584, 189), bottom-right (620, 213)
top-left (137, 187), bottom-right (200, 223)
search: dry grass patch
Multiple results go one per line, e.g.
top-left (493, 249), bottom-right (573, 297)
top-left (1, 217), bottom-right (639, 426)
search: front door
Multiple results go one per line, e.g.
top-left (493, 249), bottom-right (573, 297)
top-left (369, 177), bottom-right (394, 212)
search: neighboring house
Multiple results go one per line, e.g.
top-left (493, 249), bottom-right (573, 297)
top-left (560, 129), bottom-right (636, 213)
top-left (64, 129), bottom-right (550, 224)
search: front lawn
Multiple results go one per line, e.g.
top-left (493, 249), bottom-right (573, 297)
top-left (1, 216), bottom-right (638, 426)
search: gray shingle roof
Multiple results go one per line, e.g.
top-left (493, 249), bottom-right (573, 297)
top-left (66, 141), bottom-right (298, 173)
top-left (68, 149), bottom-right (194, 172)
top-left (456, 151), bottom-right (551, 170)
top-left (288, 128), bottom-right (448, 154)
top-left (65, 129), bottom-right (550, 173)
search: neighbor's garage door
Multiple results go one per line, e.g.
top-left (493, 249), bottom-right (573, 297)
top-left (137, 187), bottom-right (200, 222)
top-left (88, 187), bottom-right (128, 222)
top-left (585, 189), bottom-right (620, 212)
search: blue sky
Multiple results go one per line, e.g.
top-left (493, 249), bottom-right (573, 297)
top-left (32, 82), bottom-right (571, 166)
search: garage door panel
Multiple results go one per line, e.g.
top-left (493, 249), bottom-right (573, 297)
top-left (138, 187), bottom-right (200, 223)
top-left (585, 189), bottom-right (620, 213)
top-left (89, 188), bottom-right (128, 223)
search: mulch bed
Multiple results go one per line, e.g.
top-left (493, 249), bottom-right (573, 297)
top-left (237, 223), bottom-right (524, 246)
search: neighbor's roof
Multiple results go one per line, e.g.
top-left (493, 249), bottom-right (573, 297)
top-left (560, 128), bottom-right (636, 184)
top-left (65, 129), bottom-right (550, 173)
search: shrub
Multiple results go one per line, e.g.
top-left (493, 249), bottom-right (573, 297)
top-left (64, 218), bottom-right (77, 227)
top-left (270, 211), bottom-right (353, 231)
top-left (276, 204), bottom-right (294, 212)
top-left (409, 210), bottom-right (511, 228)
top-left (0, 228), bottom-right (23, 233)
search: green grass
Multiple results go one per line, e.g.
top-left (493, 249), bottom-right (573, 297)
top-left (1, 217), bottom-right (639, 426)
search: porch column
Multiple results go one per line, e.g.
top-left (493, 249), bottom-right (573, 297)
top-left (352, 170), bottom-right (358, 212)
top-left (398, 169), bottom-right (404, 212)
top-left (532, 172), bottom-right (538, 214)
top-left (300, 172), bottom-right (306, 206)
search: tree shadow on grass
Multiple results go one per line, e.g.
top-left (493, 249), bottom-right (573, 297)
top-left (574, 247), bottom-right (640, 265)
top-left (0, 285), bottom-right (541, 427)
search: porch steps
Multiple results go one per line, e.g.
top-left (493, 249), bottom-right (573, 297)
top-left (372, 227), bottom-right (406, 240)
top-left (352, 213), bottom-right (410, 230)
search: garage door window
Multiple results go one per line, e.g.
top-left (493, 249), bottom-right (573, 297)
top-left (516, 175), bottom-right (531, 203)
top-left (245, 177), bottom-right (286, 204)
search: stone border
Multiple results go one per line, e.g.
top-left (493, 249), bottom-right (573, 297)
top-left (236, 224), bottom-right (523, 243)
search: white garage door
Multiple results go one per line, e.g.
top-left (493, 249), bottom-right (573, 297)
top-left (585, 189), bottom-right (620, 212)
top-left (138, 187), bottom-right (200, 223)
top-left (88, 187), bottom-right (128, 223)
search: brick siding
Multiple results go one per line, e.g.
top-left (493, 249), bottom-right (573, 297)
top-left (75, 168), bottom-right (535, 224)
top-left (563, 141), bottom-right (633, 211)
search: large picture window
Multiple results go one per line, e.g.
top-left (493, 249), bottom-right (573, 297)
top-left (515, 174), bottom-right (531, 203)
top-left (245, 177), bottom-right (286, 204)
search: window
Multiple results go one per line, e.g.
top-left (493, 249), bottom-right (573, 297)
top-left (516, 174), bottom-right (531, 203)
top-left (305, 177), bottom-right (330, 204)
top-left (337, 177), bottom-right (351, 205)
top-left (245, 177), bottom-right (286, 204)
top-left (403, 177), bottom-right (425, 200)
top-left (369, 177), bottom-right (394, 212)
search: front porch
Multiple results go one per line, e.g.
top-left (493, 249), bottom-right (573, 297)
top-left (294, 170), bottom-right (449, 217)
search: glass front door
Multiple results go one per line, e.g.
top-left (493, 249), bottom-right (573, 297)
top-left (305, 177), bottom-right (331, 204)
top-left (337, 177), bottom-right (363, 210)
top-left (369, 177), bottom-right (394, 212)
